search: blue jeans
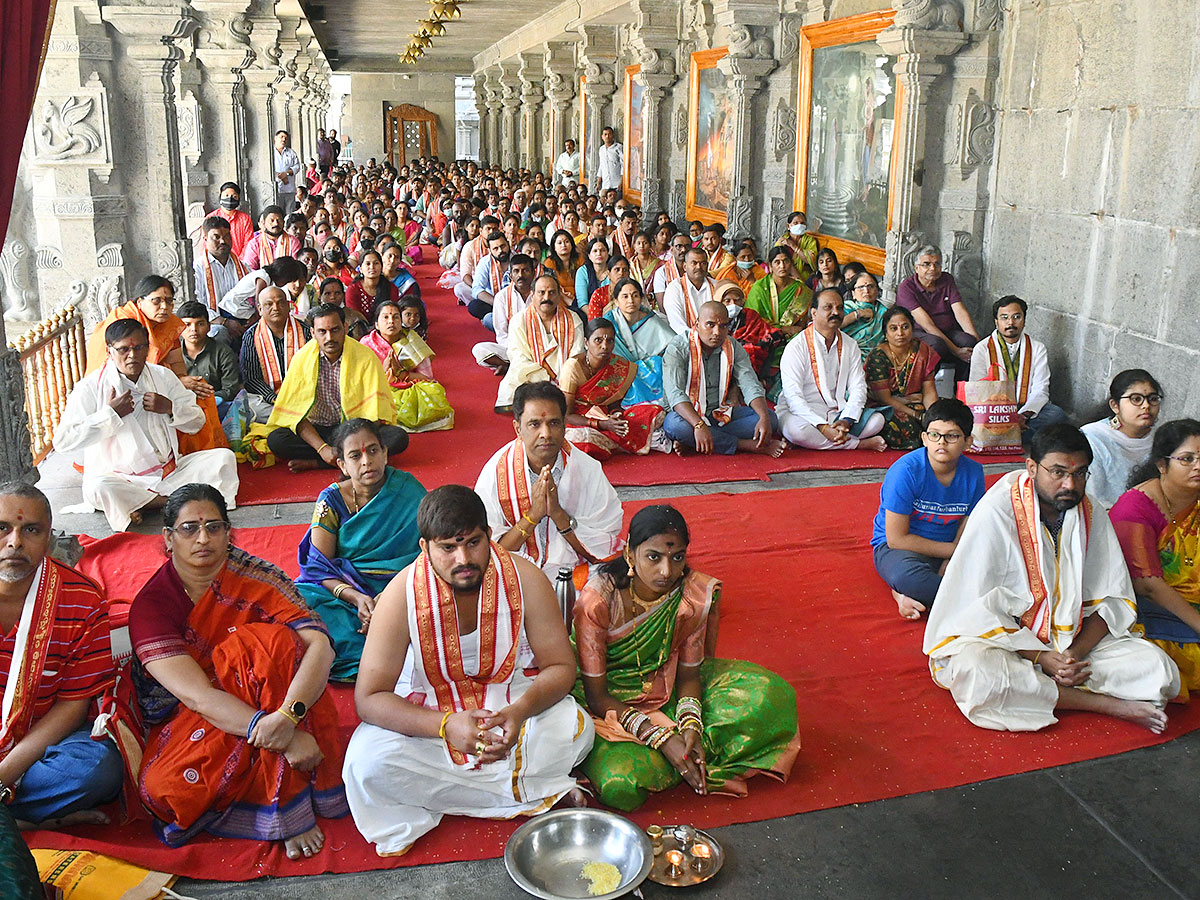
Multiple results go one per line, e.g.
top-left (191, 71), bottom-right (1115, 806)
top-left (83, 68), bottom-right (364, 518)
top-left (1022, 401), bottom-right (1068, 444)
top-left (7, 729), bottom-right (123, 824)
top-left (663, 406), bottom-right (779, 455)
top-left (873, 543), bottom-right (943, 605)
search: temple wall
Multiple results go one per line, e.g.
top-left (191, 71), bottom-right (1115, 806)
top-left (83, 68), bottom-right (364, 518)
top-left (983, 0), bottom-right (1200, 417)
top-left (347, 73), bottom-right (457, 166)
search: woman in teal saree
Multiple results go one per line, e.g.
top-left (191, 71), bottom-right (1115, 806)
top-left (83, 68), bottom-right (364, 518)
top-left (572, 505), bottom-right (801, 811)
top-left (603, 277), bottom-right (676, 407)
top-left (296, 418), bottom-right (426, 680)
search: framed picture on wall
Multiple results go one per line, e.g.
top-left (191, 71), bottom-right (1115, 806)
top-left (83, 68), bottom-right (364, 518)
top-left (623, 64), bottom-right (645, 203)
top-left (793, 9), bottom-right (901, 274)
top-left (578, 75), bottom-right (588, 184)
top-left (686, 47), bottom-right (734, 225)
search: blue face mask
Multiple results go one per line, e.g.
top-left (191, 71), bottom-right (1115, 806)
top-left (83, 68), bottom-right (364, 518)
top-left (736, 259), bottom-right (755, 270)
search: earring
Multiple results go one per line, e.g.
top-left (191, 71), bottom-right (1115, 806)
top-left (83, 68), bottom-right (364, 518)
top-left (624, 549), bottom-right (634, 578)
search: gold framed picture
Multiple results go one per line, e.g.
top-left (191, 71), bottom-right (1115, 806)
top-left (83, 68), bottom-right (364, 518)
top-left (686, 47), bottom-right (734, 225)
top-left (623, 64), bottom-right (645, 203)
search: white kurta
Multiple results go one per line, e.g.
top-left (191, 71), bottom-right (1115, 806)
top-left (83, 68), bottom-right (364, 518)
top-left (776, 328), bottom-right (873, 449)
top-left (495, 306), bottom-right (584, 407)
top-left (969, 331), bottom-right (1051, 415)
top-left (662, 276), bottom-right (715, 335)
top-left (342, 563), bottom-right (594, 856)
top-left (54, 362), bottom-right (238, 532)
top-left (923, 471), bottom-right (1180, 731)
top-left (471, 285), bottom-right (530, 366)
top-left (475, 440), bottom-right (624, 583)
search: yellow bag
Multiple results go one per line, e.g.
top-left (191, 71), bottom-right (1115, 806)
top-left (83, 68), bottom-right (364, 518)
top-left (394, 381), bottom-right (454, 432)
top-left (33, 848), bottom-right (179, 900)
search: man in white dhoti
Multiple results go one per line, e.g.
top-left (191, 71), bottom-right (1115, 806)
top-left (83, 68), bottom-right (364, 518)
top-left (53, 320), bottom-right (239, 532)
top-left (662, 248), bottom-right (716, 335)
top-left (923, 424), bottom-right (1180, 732)
top-left (476, 382), bottom-right (623, 583)
top-left (471, 253), bottom-right (534, 374)
top-left (777, 290), bottom-right (887, 452)
top-left (343, 485), bottom-right (594, 856)
top-left (495, 275), bottom-right (584, 411)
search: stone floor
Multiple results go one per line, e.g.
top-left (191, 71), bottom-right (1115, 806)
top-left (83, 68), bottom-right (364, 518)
top-left (37, 453), bottom-right (1199, 899)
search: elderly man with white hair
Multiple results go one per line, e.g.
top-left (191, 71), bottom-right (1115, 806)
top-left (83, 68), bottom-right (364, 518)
top-left (896, 244), bottom-right (980, 380)
top-left (238, 285), bottom-right (311, 423)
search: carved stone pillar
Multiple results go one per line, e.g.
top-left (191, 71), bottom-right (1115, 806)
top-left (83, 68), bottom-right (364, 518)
top-left (472, 73), bottom-right (489, 164)
top-left (876, 2), bottom-right (967, 298)
top-left (498, 63), bottom-right (522, 171)
top-left (579, 25), bottom-right (618, 186)
top-left (19, 0), bottom-right (129, 326)
top-left (627, 2), bottom-right (680, 211)
top-left (544, 40), bottom-right (577, 171)
top-left (0, 312), bottom-right (37, 484)
top-left (637, 72), bottom-right (673, 212)
top-left (243, 4), bottom-right (283, 216)
top-left (192, 1), bottom-right (255, 210)
top-left (517, 53), bottom-right (545, 172)
top-left (103, 4), bottom-right (199, 300)
top-left (481, 69), bottom-right (502, 165)
top-left (718, 28), bottom-right (776, 236)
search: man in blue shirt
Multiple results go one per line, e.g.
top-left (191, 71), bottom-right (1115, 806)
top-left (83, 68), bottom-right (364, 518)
top-left (871, 398), bottom-right (985, 619)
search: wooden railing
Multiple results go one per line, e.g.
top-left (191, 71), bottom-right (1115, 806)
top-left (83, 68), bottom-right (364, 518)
top-left (10, 305), bottom-right (86, 465)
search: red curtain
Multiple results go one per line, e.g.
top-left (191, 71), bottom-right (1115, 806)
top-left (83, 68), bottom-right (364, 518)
top-left (0, 0), bottom-right (54, 251)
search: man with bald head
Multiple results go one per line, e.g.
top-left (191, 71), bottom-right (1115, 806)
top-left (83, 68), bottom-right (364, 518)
top-left (239, 285), bottom-right (312, 423)
top-left (495, 274), bottom-right (583, 413)
top-left (0, 483), bottom-right (124, 829)
top-left (662, 300), bottom-right (783, 456)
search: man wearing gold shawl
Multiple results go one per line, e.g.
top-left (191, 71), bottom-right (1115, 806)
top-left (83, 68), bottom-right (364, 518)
top-left (343, 485), bottom-right (593, 856)
top-left (924, 425), bottom-right (1180, 732)
top-left (263, 304), bottom-right (409, 471)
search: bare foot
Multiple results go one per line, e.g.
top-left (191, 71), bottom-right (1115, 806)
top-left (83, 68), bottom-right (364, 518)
top-left (284, 823), bottom-right (325, 859)
top-left (126, 510), bottom-right (142, 527)
top-left (861, 436), bottom-right (888, 452)
top-left (893, 589), bottom-right (927, 620)
top-left (18, 809), bottom-right (109, 831)
top-left (553, 787), bottom-right (590, 809)
top-left (1111, 699), bottom-right (1169, 734)
top-left (287, 459), bottom-right (324, 472)
top-left (760, 438), bottom-right (787, 458)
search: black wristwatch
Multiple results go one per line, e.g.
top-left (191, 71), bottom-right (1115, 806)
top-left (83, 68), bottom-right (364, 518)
top-left (281, 699), bottom-right (308, 724)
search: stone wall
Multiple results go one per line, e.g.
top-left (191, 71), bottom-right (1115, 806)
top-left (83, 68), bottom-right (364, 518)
top-left (348, 73), bottom-right (456, 165)
top-left (984, 0), bottom-right (1200, 417)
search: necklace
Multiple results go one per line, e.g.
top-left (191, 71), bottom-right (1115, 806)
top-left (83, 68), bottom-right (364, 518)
top-left (349, 483), bottom-right (360, 514)
top-left (1160, 478), bottom-right (1198, 566)
top-left (625, 581), bottom-right (661, 695)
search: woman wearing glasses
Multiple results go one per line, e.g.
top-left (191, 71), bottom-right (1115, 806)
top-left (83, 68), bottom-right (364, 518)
top-left (1110, 418), bottom-right (1200, 696)
top-left (1081, 370), bottom-right (1163, 507)
top-left (128, 484), bottom-right (348, 857)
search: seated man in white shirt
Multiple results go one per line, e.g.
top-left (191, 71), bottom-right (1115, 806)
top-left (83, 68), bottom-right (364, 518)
top-left (662, 248), bottom-right (716, 335)
top-left (192, 216), bottom-right (247, 345)
top-left (53, 320), bottom-right (239, 532)
top-left (651, 232), bottom-right (692, 309)
top-left (469, 231), bottom-right (511, 326)
top-left (471, 254), bottom-right (534, 375)
top-left (777, 290), bottom-right (887, 451)
top-left (968, 295), bottom-right (1068, 444)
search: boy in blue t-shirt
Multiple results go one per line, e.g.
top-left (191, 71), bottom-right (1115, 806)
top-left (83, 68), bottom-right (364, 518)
top-left (871, 398), bottom-right (986, 619)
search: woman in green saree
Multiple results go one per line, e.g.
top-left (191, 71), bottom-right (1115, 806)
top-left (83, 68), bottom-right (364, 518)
top-left (296, 418), bottom-right (427, 681)
top-left (572, 505), bottom-right (801, 812)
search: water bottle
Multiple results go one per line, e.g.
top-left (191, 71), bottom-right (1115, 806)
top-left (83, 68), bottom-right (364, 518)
top-left (555, 566), bottom-right (576, 627)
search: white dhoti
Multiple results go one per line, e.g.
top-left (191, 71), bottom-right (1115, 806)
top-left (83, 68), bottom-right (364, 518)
top-left (454, 281), bottom-right (474, 306)
top-left (343, 681), bottom-right (594, 856)
top-left (83, 448), bottom-right (239, 533)
top-left (933, 633), bottom-right (1181, 732)
top-left (471, 340), bottom-right (508, 366)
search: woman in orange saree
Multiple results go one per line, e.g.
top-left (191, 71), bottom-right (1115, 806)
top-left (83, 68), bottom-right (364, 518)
top-left (128, 484), bottom-right (347, 857)
top-left (86, 275), bottom-right (228, 454)
top-left (558, 318), bottom-right (666, 461)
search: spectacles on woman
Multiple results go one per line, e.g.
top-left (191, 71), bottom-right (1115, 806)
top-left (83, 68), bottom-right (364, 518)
top-left (1120, 393), bottom-right (1162, 407)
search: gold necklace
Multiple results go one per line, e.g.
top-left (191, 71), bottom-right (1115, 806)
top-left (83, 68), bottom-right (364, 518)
top-left (349, 483), bottom-right (360, 514)
top-left (626, 580), bottom-right (663, 694)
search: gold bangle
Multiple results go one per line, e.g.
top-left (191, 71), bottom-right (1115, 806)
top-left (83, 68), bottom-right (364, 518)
top-left (278, 705), bottom-right (301, 725)
top-left (438, 710), bottom-right (453, 741)
top-left (1032, 650), bottom-right (1044, 667)
top-left (521, 513), bottom-right (538, 527)
top-left (319, 442), bottom-right (331, 455)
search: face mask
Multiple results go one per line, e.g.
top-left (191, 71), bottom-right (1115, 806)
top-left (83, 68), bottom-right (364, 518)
top-left (615, 207), bottom-right (626, 217)
top-left (360, 239), bottom-right (374, 252)
top-left (324, 250), bottom-right (344, 263)
top-left (789, 223), bottom-right (807, 236)
top-left (220, 197), bottom-right (239, 210)
top-left (726, 303), bottom-right (742, 319)
top-left (736, 259), bottom-right (754, 270)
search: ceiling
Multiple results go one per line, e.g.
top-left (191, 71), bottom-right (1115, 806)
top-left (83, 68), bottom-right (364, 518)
top-left (301, 0), bottom-right (567, 72)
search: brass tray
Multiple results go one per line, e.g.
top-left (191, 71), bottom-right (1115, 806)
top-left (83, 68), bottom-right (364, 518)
top-left (645, 825), bottom-right (725, 887)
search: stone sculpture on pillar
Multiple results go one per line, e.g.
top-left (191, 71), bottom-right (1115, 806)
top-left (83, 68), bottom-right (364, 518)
top-left (718, 25), bottom-right (776, 238)
top-left (517, 53), bottom-right (545, 172)
top-left (579, 25), bottom-right (618, 187)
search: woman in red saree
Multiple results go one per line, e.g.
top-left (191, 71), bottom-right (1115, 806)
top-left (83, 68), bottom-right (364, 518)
top-left (128, 484), bottom-right (347, 856)
top-left (86, 275), bottom-right (228, 454)
top-left (558, 317), bottom-right (666, 460)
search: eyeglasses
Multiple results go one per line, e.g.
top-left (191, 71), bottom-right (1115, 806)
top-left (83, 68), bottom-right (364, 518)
top-left (1167, 455), bottom-right (1200, 469)
top-left (1037, 463), bottom-right (1090, 482)
top-left (1120, 393), bottom-right (1162, 407)
top-left (110, 343), bottom-right (149, 356)
top-left (169, 520), bottom-right (231, 539)
top-left (854, 282), bottom-right (878, 292)
top-left (925, 431), bottom-right (964, 444)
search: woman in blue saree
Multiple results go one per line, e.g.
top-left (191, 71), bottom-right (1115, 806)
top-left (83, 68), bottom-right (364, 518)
top-left (296, 418), bottom-right (426, 681)
top-left (604, 277), bottom-right (676, 407)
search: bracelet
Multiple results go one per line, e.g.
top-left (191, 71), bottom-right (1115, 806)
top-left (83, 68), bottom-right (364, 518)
top-left (278, 704), bottom-right (301, 725)
top-left (332, 583), bottom-right (350, 600)
top-left (693, 420), bottom-right (707, 430)
top-left (676, 696), bottom-right (702, 715)
top-left (1032, 650), bottom-right (1044, 667)
top-left (521, 513), bottom-right (539, 527)
top-left (318, 442), bottom-right (331, 455)
top-left (246, 709), bottom-right (267, 741)
top-left (438, 710), bottom-right (453, 742)
top-left (0, 781), bottom-right (13, 805)
top-left (649, 727), bottom-right (675, 750)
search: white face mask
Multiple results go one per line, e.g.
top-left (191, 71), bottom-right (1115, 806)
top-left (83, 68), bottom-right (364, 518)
top-left (789, 223), bottom-right (807, 236)
top-left (726, 303), bottom-right (742, 319)
top-left (736, 259), bottom-right (754, 270)
top-left (615, 207), bottom-right (626, 217)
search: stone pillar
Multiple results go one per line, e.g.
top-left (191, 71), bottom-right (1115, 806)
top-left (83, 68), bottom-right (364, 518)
top-left (482, 68), bottom-right (503, 166)
top-left (579, 26), bottom-right (618, 188)
top-left (472, 73), bottom-right (489, 164)
top-left (876, 1), bottom-right (967, 298)
top-left (192, 0), bottom-right (256, 210)
top-left (627, 3), bottom-right (680, 212)
top-left (717, 21), bottom-right (777, 235)
top-left (544, 40), bottom-right (577, 174)
top-left (497, 62), bottom-right (522, 170)
top-left (243, 4), bottom-right (283, 216)
top-left (17, 0), bottom-right (129, 327)
top-left (0, 312), bottom-right (37, 484)
top-left (517, 53), bottom-right (545, 172)
top-left (103, 4), bottom-right (199, 300)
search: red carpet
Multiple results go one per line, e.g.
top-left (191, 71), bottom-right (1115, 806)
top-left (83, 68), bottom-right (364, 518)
top-left (233, 247), bottom-right (1022, 505)
top-left (27, 483), bottom-right (1200, 879)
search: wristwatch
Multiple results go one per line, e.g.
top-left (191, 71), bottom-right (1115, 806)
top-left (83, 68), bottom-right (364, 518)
top-left (557, 515), bottom-right (578, 536)
top-left (279, 699), bottom-right (308, 724)
top-left (0, 781), bottom-right (14, 805)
